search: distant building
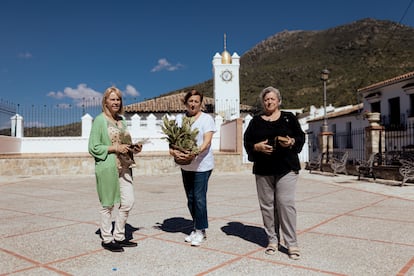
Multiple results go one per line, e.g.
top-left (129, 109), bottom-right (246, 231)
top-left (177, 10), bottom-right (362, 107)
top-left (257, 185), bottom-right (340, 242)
top-left (125, 35), bottom-right (251, 120)
top-left (305, 71), bottom-right (414, 162)
top-left (358, 71), bottom-right (414, 128)
top-left (124, 92), bottom-right (253, 119)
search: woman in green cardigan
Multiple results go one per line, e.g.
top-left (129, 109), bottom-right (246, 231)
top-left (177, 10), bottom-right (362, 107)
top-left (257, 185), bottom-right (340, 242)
top-left (88, 87), bottom-right (142, 252)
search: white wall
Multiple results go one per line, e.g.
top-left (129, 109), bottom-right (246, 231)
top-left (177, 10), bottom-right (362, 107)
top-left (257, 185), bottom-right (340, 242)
top-left (5, 113), bottom-right (223, 154)
top-left (3, 112), bottom-right (311, 164)
top-left (0, 136), bottom-right (21, 153)
top-left (361, 73), bottom-right (414, 124)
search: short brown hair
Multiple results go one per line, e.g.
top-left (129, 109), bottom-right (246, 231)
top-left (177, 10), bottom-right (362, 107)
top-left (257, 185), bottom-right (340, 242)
top-left (183, 89), bottom-right (204, 104)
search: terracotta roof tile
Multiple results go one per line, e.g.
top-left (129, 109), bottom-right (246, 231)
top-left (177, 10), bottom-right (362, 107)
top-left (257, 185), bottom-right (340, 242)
top-left (357, 71), bottom-right (414, 93)
top-left (124, 92), bottom-right (253, 113)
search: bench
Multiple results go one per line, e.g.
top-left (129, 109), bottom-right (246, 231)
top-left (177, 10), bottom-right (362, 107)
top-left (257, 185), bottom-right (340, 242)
top-left (379, 150), bottom-right (414, 166)
top-left (329, 151), bottom-right (348, 175)
top-left (307, 153), bottom-right (323, 173)
top-left (399, 159), bottom-right (414, 186)
top-left (356, 152), bottom-right (377, 180)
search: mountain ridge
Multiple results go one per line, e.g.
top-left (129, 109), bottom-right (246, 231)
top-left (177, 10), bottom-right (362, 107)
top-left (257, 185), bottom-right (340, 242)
top-left (166, 18), bottom-right (414, 111)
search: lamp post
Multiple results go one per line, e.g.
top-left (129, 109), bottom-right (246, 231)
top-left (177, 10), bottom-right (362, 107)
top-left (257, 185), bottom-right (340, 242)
top-left (320, 69), bottom-right (330, 133)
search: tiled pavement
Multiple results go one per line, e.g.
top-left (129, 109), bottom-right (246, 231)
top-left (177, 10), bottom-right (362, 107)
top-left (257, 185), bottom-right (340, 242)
top-left (0, 170), bottom-right (413, 276)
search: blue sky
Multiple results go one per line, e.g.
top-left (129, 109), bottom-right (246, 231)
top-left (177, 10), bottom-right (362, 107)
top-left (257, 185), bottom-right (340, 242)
top-left (1, 0), bottom-right (413, 108)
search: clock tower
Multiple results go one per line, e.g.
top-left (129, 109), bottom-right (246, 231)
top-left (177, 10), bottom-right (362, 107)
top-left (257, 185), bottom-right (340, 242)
top-left (212, 34), bottom-right (240, 120)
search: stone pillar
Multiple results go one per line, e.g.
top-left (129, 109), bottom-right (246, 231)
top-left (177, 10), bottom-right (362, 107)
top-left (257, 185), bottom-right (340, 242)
top-left (364, 112), bottom-right (385, 161)
top-left (11, 114), bottom-right (23, 138)
top-left (81, 113), bottom-right (93, 138)
top-left (146, 113), bottom-right (157, 130)
top-left (130, 114), bottom-right (141, 137)
top-left (215, 114), bottom-right (223, 135)
top-left (319, 131), bottom-right (333, 163)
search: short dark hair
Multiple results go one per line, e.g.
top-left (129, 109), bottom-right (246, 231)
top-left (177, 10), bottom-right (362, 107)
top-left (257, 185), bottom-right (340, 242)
top-left (183, 89), bottom-right (204, 104)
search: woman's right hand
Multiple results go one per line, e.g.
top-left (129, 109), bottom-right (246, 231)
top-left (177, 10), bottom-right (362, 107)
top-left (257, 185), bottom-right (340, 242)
top-left (254, 139), bottom-right (273, 155)
top-left (177, 152), bottom-right (195, 163)
top-left (170, 149), bottom-right (195, 163)
top-left (112, 144), bottom-right (130, 154)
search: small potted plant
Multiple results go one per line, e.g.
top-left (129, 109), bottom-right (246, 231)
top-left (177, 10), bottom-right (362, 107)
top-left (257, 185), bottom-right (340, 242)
top-left (161, 116), bottom-right (200, 165)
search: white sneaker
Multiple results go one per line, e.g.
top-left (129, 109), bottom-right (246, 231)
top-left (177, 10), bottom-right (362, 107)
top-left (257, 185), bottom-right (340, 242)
top-left (191, 230), bottom-right (205, 246)
top-left (184, 231), bottom-right (196, 243)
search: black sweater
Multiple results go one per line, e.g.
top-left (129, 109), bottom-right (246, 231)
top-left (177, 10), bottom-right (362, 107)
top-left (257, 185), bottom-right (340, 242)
top-left (243, 111), bottom-right (305, 176)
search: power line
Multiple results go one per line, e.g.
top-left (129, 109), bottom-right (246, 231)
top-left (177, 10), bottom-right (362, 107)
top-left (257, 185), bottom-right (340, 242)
top-left (382, 0), bottom-right (414, 50)
top-left (398, 0), bottom-right (413, 24)
top-left (356, 0), bottom-right (414, 106)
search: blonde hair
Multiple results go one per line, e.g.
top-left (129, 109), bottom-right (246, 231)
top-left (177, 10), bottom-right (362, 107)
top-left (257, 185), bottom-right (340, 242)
top-left (102, 86), bottom-right (124, 115)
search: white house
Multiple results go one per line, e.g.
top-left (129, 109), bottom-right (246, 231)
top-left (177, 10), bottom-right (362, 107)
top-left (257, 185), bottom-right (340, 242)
top-left (306, 71), bottom-right (414, 163)
top-left (358, 71), bottom-right (414, 127)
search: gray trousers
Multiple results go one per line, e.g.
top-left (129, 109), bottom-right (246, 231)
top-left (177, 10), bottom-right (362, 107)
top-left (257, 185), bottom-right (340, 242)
top-left (255, 172), bottom-right (298, 247)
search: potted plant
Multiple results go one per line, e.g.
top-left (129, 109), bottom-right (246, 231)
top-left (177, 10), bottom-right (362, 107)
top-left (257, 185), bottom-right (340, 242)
top-left (161, 116), bottom-right (200, 165)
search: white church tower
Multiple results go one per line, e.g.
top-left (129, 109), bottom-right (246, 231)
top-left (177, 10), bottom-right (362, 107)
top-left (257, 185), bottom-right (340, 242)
top-left (212, 34), bottom-right (240, 120)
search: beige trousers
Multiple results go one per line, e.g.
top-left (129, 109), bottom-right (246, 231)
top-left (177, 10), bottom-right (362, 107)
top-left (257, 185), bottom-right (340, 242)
top-left (100, 172), bottom-right (135, 243)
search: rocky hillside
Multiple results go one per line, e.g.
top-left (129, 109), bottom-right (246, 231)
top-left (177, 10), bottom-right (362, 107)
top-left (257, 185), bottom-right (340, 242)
top-left (168, 18), bottom-right (414, 111)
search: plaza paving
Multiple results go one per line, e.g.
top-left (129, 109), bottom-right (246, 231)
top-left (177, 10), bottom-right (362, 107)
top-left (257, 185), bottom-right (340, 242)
top-left (0, 170), bottom-right (413, 275)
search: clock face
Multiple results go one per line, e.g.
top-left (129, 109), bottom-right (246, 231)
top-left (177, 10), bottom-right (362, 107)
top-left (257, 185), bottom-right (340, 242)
top-left (221, 70), bottom-right (232, 82)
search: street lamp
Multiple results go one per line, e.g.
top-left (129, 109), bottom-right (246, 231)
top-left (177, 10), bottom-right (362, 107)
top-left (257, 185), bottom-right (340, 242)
top-left (320, 69), bottom-right (330, 133)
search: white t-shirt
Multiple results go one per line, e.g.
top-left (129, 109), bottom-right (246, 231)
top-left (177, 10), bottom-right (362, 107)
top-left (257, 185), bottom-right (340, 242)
top-left (175, 112), bottom-right (217, 172)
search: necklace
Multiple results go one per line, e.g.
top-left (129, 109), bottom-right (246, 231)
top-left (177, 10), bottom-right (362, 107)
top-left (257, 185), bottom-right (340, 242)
top-left (105, 114), bottom-right (122, 128)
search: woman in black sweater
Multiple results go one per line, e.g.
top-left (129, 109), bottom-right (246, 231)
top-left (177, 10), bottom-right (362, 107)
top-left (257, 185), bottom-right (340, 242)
top-left (244, 86), bottom-right (305, 260)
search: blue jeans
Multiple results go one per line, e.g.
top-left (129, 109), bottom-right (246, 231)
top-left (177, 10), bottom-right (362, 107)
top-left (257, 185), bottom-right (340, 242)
top-left (181, 169), bottom-right (212, 230)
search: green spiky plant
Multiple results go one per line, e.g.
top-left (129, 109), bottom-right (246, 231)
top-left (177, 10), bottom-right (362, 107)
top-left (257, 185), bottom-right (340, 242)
top-left (161, 115), bottom-right (200, 155)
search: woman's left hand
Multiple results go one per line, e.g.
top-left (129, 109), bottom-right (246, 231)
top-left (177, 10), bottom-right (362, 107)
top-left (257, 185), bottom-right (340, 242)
top-left (278, 136), bottom-right (295, 148)
top-left (131, 144), bottom-right (143, 154)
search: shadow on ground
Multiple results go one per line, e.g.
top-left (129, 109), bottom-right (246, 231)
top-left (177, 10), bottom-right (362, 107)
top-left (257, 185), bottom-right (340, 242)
top-left (153, 217), bottom-right (194, 235)
top-left (95, 223), bottom-right (140, 241)
top-left (221, 221), bottom-right (268, 248)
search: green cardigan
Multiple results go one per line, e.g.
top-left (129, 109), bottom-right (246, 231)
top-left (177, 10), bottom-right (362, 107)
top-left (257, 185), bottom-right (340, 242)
top-left (88, 113), bottom-right (124, 207)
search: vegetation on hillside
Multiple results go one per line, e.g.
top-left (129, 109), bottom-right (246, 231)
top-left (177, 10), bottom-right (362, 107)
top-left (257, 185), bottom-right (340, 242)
top-left (4, 18), bottom-right (414, 137)
top-left (167, 18), bottom-right (414, 111)
top-left (24, 122), bottom-right (81, 137)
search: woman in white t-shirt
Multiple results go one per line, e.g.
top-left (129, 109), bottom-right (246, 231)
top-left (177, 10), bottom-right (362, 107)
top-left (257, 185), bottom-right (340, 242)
top-left (169, 89), bottom-right (216, 246)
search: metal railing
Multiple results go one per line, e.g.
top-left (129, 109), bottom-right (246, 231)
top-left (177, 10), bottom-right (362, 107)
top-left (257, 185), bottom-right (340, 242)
top-left (384, 121), bottom-right (414, 152)
top-left (308, 121), bottom-right (414, 166)
top-left (2, 98), bottom-right (105, 137)
top-left (0, 99), bottom-right (17, 136)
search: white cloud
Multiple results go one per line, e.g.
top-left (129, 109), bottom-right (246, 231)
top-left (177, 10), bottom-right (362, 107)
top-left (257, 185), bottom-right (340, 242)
top-left (18, 52), bottom-right (33, 59)
top-left (151, 58), bottom-right (184, 72)
top-left (47, 84), bottom-right (141, 107)
top-left (124, 84), bottom-right (140, 97)
top-left (47, 84), bottom-right (102, 106)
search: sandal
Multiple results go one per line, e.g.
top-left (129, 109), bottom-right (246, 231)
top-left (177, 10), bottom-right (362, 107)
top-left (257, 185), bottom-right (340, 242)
top-left (288, 247), bottom-right (301, 260)
top-left (265, 243), bottom-right (278, 255)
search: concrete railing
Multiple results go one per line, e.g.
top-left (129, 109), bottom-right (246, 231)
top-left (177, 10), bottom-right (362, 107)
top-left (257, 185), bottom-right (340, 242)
top-left (4, 113), bottom-right (225, 154)
top-left (2, 112), bottom-right (310, 164)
